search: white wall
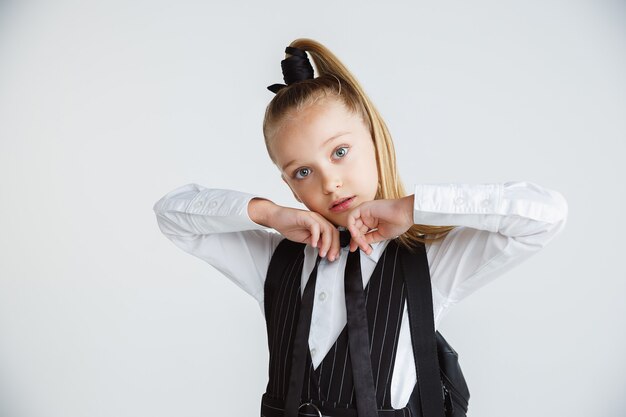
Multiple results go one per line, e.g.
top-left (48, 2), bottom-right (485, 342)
top-left (0, 0), bottom-right (624, 416)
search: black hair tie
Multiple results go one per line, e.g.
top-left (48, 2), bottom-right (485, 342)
top-left (267, 46), bottom-right (315, 94)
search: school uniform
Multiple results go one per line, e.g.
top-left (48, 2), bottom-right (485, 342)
top-left (152, 181), bottom-right (568, 415)
top-left (261, 232), bottom-right (439, 417)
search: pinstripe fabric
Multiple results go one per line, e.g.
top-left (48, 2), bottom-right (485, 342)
top-left (263, 238), bottom-right (411, 412)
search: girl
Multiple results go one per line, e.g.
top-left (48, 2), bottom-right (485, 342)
top-left (152, 38), bottom-right (568, 417)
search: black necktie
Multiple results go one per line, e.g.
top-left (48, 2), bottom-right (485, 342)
top-left (343, 231), bottom-right (379, 417)
top-left (339, 228), bottom-right (352, 248)
top-left (284, 229), bottom-right (378, 417)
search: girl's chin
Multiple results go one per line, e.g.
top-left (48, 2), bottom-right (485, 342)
top-left (321, 215), bottom-right (344, 229)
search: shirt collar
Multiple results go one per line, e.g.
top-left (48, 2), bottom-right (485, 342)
top-left (362, 240), bottom-right (387, 263)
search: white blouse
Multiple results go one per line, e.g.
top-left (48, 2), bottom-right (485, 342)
top-left (152, 181), bottom-right (568, 409)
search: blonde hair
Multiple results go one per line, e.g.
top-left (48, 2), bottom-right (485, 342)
top-left (263, 38), bottom-right (456, 251)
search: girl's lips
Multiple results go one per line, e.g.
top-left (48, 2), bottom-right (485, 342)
top-left (330, 196), bottom-right (355, 212)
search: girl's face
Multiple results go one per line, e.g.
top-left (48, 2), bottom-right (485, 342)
top-left (270, 96), bottom-right (379, 228)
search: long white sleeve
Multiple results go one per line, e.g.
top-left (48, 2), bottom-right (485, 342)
top-left (411, 181), bottom-right (569, 305)
top-left (152, 183), bottom-right (284, 305)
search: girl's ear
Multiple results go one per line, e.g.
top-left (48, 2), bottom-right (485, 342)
top-left (281, 175), bottom-right (302, 203)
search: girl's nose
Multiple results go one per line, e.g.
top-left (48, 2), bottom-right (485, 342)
top-left (322, 171), bottom-right (342, 193)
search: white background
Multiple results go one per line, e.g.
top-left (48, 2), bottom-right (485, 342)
top-left (1, 1), bottom-right (624, 416)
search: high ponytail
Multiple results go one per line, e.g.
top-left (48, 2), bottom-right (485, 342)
top-left (263, 38), bottom-right (456, 250)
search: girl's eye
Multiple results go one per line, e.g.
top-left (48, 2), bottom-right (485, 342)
top-left (334, 146), bottom-right (349, 158)
top-left (294, 167), bottom-right (310, 179)
top-left (293, 147), bottom-right (349, 180)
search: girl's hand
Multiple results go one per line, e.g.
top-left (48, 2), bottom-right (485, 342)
top-left (266, 204), bottom-right (372, 261)
top-left (345, 195), bottom-right (415, 253)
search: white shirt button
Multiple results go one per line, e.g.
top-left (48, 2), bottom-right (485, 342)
top-left (454, 197), bottom-right (465, 205)
top-left (210, 201), bottom-right (218, 208)
top-left (481, 199), bottom-right (490, 207)
top-left (310, 348), bottom-right (317, 356)
top-left (194, 201), bottom-right (203, 207)
top-left (318, 292), bottom-right (327, 301)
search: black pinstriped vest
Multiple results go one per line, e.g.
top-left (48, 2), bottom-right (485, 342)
top-left (260, 238), bottom-right (424, 417)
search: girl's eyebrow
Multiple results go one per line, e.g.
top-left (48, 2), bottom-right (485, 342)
top-left (281, 131), bottom-right (350, 171)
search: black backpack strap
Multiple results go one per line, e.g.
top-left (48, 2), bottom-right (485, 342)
top-left (263, 237), bottom-right (305, 319)
top-left (400, 240), bottom-right (445, 417)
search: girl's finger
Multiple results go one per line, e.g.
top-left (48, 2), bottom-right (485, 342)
top-left (348, 223), bottom-right (367, 252)
top-left (359, 235), bottom-right (373, 255)
top-left (354, 217), bottom-right (369, 235)
top-left (346, 209), bottom-right (360, 232)
top-left (349, 238), bottom-right (357, 253)
top-left (310, 222), bottom-right (320, 249)
top-left (363, 229), bottom-right (383, 245)
top-left (328, 227), bottom-right (340, 261)
top-left (348, 223), bottom-right (372, 254)
top-left (357, 221), bottom-right (369, 236)
top-left (319, 223), bottom-right (332, 258)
